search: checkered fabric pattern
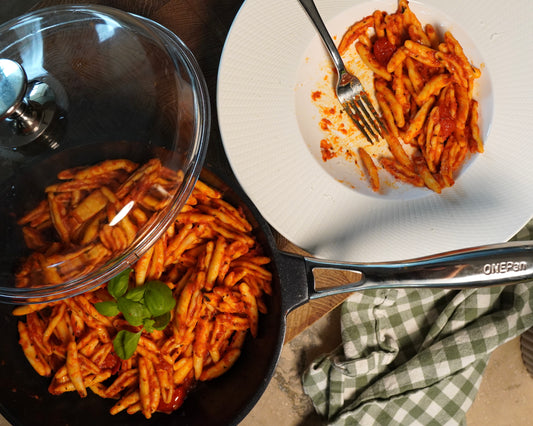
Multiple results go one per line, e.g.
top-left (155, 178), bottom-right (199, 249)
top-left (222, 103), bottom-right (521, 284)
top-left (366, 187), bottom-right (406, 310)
top-left (302, 219), bottom-right (533, 426)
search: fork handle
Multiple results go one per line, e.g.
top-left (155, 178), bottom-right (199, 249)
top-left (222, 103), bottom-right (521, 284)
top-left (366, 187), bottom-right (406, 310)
top-left (297, 0), bottom-right (346, 74)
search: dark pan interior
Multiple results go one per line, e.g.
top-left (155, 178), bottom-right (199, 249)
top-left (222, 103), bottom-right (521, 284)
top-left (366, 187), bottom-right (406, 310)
top-left (0, 168), bottom-right (286, 426)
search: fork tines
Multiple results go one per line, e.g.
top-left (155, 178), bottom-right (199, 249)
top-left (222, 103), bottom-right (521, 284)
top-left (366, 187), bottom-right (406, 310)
top-left (343, 92), bottom-right (386, 144)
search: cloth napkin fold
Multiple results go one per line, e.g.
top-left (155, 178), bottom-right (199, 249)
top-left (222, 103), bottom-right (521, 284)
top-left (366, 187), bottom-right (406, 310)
top-left (302, 219), bottom-right (533, 426)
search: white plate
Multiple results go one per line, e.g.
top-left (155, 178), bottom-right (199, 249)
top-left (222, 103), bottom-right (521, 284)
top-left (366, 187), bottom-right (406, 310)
top-left (217, 0), bottom-right (533, 262)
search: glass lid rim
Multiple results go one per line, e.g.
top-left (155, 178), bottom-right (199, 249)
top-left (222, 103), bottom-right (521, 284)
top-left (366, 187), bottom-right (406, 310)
top-left (0, 3), bottom-right (212, 303)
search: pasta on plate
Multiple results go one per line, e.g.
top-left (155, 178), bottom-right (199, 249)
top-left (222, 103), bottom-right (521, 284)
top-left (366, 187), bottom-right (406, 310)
top-left (318, 0), bottom-right (483, 194)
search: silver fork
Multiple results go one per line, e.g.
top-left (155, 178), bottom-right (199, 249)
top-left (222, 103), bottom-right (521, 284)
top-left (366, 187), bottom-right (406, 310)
top-left (297, 0), bottom-right (386, 144)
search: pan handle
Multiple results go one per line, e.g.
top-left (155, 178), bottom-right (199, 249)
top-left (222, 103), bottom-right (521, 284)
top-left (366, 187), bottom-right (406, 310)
top-left (280, 241), bottom-right (533, 304)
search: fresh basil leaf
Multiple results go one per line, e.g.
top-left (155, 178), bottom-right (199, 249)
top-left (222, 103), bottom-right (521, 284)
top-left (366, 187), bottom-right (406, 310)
top-left (152, 311), bottom-right (171, 331)
top-left (94, 301), bottom-right (119, 317)
top-left (108, 268), bottom-right (131, 299)
top-left (143, 318), bottom-right (155, 333)
top-left (144, 281), bottom-right (176, 317)
top-left (124, 285), bottom-right (145, 302)
top-left (117, 297), bottom-right (147, 327)
top-left (113, 330), bottom-right (141, 360)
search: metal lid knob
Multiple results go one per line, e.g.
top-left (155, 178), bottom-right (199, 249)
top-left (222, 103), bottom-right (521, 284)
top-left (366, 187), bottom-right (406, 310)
top-left (0, 58), bottom-right (27, 120)
top-left (0, 58), bottom-right (63, 151)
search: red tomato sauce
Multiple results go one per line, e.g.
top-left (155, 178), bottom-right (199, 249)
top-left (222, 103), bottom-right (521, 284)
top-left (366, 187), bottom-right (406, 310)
top-left (373, 37), bottom-right (396, 66)
top-left (319, 118), bottom-right (332, 131)
top-left (311, 91), bottom-right (322, 101)
top-left (101, 353), bottom-right (121, 374)
top-left (438, 115), bottom-right (456, 139)
top-left (320, 139), bottom-right (336, 161)
top-left (157, 378), bottom-right (194, 414)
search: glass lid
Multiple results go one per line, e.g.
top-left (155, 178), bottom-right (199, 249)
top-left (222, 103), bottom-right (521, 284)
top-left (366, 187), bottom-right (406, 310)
top-left (0, 5), bottom-right (210, 303)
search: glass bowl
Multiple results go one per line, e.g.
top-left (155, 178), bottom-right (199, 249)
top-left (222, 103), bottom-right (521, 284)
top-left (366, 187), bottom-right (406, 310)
top-left (0, 5), bottom-right (210, 303)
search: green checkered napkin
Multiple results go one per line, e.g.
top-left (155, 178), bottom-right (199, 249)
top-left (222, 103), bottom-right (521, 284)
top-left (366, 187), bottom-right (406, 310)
top-left (303, 219), bottom-right (533, 426)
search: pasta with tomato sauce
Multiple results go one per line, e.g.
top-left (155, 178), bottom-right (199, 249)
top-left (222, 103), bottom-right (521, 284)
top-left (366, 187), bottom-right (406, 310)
top-left (13, 159), bottom-right (272, 419)
top-left (332, 0), bottom-right (483, 193)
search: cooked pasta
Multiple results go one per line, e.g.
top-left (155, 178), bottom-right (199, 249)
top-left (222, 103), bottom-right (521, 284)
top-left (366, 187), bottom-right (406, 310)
top-left (13, 159), bottom-right (272, 418)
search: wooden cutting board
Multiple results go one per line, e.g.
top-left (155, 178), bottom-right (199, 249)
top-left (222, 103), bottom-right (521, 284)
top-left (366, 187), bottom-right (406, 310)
top-left (31, 0), bottom-right (351, 342)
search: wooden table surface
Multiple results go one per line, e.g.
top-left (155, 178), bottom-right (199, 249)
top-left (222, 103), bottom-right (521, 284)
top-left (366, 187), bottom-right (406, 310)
top-left (24, 0), bottom-right (352, 342)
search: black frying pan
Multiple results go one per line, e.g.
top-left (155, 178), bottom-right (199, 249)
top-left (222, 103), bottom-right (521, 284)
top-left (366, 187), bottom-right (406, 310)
top-left (1, 166), bottom-right (532, 426)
